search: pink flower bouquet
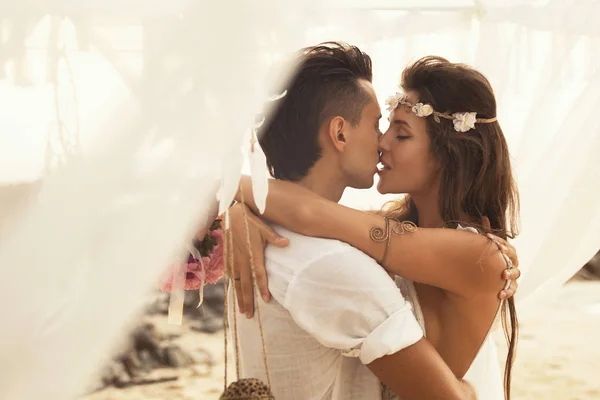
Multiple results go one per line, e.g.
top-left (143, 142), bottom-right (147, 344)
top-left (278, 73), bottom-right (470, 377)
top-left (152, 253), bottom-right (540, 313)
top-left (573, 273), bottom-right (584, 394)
top-left (160, 218), bottom-right (225, 294)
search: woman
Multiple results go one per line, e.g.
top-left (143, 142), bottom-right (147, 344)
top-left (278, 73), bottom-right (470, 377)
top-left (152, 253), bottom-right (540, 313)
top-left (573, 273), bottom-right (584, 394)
top-left (230, 56), bottom-right (519, 399)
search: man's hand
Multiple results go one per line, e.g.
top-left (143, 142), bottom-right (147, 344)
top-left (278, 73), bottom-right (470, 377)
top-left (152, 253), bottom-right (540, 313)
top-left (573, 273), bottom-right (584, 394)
top-left (228, 203), bottom-right (289, 318)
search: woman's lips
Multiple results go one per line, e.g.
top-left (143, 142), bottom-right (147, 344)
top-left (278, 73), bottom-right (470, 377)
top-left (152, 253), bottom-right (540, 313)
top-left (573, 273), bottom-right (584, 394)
top-left (377, 161), bottom-right (391, 173)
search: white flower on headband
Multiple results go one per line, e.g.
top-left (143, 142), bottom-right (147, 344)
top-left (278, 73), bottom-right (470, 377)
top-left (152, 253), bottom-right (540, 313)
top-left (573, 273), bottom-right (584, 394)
top-left (385, 92), bottom-right (402, 112)
top-left (412, 103), bottom-right (434, 118)
top-left (452, 112), bottom-right (477, 132)
top-left (385, 89), bottom-right (494, 132)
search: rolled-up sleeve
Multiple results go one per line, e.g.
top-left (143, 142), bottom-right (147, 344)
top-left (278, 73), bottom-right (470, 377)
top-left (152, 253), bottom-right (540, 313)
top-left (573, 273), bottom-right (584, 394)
top-left (281, 248), bottom-right (423, 365)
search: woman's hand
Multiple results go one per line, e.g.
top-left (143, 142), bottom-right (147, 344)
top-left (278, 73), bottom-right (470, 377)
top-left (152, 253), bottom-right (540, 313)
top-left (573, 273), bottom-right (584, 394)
top-left (481, 217), bottom-right (520, 300)
top-left (228, 203), bottom-right (289, 318)
top-left (487, 233), bottom-right (521, 300)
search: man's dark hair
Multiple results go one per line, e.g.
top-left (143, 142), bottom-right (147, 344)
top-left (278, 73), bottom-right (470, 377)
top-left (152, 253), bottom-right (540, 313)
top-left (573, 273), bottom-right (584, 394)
top-left (258, 42), bottom-right (373, 181)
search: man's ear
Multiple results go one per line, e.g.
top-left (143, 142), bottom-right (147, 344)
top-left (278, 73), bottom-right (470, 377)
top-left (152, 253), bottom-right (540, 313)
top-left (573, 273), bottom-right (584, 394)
top-left (325, 116), bottom-right (347, 152)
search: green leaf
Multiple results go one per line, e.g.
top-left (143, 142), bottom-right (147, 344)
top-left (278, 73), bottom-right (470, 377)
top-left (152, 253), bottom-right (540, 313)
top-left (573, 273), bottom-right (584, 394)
top-left (190, 218), bottom-right (223, 259)
top-left (210, 218), bottom-right (222, 231)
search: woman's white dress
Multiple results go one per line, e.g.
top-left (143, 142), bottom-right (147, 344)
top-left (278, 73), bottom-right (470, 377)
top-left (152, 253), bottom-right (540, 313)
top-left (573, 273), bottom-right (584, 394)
top-left (383, 225), bottom-right (505, 400)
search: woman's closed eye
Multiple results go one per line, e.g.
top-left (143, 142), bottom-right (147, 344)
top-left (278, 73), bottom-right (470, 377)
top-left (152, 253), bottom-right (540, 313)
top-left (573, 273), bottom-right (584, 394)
top-left (396, 135), bottom-right (411, 140)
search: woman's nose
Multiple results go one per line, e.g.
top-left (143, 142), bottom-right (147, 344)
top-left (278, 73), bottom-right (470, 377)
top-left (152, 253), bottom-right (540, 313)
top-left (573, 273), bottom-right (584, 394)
top-left (378, 131), bottom-right (390, 151)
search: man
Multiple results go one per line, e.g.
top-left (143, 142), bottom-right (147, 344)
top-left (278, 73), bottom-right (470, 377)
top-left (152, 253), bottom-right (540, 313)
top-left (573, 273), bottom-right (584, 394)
top-left (227, 42), bottom-right (518, 399)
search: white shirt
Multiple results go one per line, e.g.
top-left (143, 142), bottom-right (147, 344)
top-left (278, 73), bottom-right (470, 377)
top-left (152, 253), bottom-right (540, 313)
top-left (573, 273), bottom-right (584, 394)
top-left (228, 226), bottom-right (423, 400)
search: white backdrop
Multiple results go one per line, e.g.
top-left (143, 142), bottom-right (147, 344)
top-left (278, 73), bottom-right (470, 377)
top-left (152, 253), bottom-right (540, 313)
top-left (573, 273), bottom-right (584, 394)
top-left (0, 1), bottom-right (599, 398)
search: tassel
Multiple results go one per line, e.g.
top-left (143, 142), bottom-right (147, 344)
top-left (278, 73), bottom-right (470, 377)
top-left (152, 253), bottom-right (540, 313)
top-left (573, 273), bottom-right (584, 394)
top-left (197, 259), bottom-right (206, 308)
top-left (219, 145), bottom-right (244, 216)
top-left (250, 117), bottom-right (269, 214)
top-left (250, 141), bottom-right (269, 215)
top-left (167, 260), bottom-right (186, 326)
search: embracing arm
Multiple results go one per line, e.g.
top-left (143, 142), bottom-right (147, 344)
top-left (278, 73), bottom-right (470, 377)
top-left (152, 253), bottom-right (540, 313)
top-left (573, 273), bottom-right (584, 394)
top-left (235, 176), bottom-right (508, 298)
top-left (370, 339), bottom-right (476, 400)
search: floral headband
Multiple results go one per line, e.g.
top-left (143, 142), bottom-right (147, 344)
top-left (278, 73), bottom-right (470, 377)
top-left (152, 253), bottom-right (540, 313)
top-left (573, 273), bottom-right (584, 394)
top-left (385, 91), bottom-right (497, 132)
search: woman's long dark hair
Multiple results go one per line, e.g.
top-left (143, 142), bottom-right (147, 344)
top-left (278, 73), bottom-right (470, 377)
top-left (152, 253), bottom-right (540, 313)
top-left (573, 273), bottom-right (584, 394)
top-left (384, 56), bottom-right (520, 400)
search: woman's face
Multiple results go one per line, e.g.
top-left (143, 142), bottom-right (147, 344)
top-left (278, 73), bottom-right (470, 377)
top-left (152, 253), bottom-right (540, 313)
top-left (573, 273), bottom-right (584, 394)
top-left (377, 92), bottom-right (440, 195)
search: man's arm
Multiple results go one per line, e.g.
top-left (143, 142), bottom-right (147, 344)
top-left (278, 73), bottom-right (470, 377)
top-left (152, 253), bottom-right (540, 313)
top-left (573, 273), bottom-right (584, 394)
top-left (283, 249), bottom-right (476, 399)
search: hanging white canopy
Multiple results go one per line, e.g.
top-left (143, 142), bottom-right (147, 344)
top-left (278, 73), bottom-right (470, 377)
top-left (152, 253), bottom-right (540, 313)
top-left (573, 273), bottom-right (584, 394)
top-left (0, 1), bottom-right (599, 398)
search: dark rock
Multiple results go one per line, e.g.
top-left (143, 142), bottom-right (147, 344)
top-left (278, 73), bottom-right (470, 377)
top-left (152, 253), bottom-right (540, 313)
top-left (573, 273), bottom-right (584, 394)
top-left (145, 292), bottom-right (171, 314)
top-left (119, 351), bottom-right (142, 378)
top-left (86, 278), bottom-right (225, 393)
top-left (132, 323), bottom-right (164, 355)
top-left (585, 251), bottom-right (600, 277)
top-left (190, 316), bottom-right (223, 334)
top-left (138, 349), bottom-right (155, 371)
top-left (110, 361), bottom-right (132, 388)
top-left (163, 344), bottom-right (193, 368)
top-left (573, 250), bottom-right (600, 281)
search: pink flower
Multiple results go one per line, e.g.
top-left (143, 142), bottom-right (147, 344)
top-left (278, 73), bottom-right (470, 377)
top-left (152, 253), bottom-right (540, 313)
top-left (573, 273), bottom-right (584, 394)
top-left (211, 228), bottom-right (224, 247)
top-left (159, 262), bottom-right (202, 293)
top-left (159, 243), bottom-right (224, 293)
top-left (206, 244), bottom-right (224, 284)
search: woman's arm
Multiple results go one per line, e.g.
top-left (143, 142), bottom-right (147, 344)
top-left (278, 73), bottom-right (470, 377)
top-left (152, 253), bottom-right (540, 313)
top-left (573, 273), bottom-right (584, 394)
top-left (236, 176), bottom-right (513, 298)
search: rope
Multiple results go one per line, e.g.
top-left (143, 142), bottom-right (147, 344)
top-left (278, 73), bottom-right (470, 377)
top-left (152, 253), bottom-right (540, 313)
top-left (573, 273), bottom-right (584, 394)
top-left (239, 187), bottom-right (272, 388)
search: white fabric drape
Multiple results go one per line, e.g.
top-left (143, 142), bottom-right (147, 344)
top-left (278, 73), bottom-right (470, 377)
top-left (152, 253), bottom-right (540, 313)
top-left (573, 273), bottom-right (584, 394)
top-left (0, 2), bottom-right (321, 398)
top-left (0, 1), bottom-right (599, 399)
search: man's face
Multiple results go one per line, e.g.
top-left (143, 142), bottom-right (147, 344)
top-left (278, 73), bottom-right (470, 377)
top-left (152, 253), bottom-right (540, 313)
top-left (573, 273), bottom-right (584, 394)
top-left (339, 80), bottom-right (382, 189)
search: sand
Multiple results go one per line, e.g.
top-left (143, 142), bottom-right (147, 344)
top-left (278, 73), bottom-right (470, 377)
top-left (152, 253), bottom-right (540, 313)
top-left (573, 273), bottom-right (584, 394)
top-left (496, 281), bottom-right (600, 399)
top-left (83, 281), bottom-right (600, 400)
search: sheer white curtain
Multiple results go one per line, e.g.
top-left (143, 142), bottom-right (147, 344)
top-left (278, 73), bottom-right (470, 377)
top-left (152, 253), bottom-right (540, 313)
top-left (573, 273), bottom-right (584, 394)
top-left (333, 1), bottom-right (600, 307)
top-left (0, 1), bottom-right (598, 399)
top-left (0, 2), bottom-right (322, 398)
